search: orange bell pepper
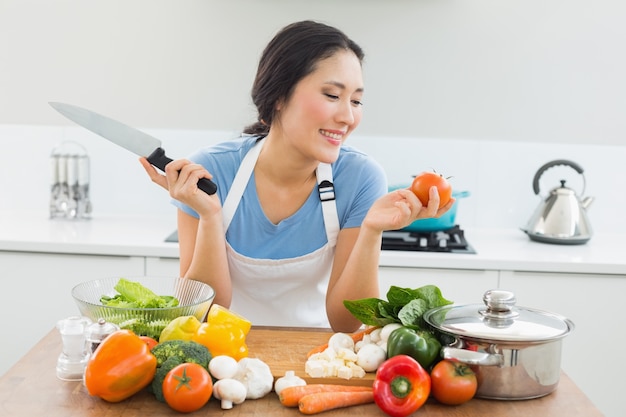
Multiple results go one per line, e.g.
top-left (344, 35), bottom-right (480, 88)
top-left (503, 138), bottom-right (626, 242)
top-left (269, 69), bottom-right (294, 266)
top-left (84, 329), bottom-right (157, 402)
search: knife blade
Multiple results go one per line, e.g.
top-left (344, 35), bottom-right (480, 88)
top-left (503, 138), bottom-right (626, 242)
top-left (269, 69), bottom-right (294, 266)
top-left (49, 102), bottom-right (217, 195)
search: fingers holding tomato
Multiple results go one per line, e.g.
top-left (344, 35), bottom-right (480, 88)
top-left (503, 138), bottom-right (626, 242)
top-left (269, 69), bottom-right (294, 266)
top-left (411, 171), bottom-right (453, 210)
top-left (430, 359), bottom-right (477, 406)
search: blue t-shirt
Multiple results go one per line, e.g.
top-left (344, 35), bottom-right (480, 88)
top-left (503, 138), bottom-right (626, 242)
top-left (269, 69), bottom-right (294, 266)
top-left (172, 135), bottom-right (387, 259)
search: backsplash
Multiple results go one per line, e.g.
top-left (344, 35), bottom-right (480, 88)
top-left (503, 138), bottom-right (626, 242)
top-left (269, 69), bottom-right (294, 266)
top-left (2, 124), bottom-right (625, 235)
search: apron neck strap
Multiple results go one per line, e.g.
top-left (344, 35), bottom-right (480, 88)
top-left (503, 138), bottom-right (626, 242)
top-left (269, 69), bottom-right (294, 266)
top-left (316, 163), bottom-right (340, 247)
top-left (222, 137), bottom-right (340, 247)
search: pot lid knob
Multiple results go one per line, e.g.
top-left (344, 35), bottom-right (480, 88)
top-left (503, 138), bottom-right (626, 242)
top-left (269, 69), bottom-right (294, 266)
top-left (483, 289), bottom-right (515, 310)
top-left (480, 290), bottom-right (520, 323)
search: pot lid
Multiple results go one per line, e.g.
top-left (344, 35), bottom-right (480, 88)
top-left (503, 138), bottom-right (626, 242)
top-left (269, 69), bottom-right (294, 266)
top-left (423, 290), bottom-right (574, 343)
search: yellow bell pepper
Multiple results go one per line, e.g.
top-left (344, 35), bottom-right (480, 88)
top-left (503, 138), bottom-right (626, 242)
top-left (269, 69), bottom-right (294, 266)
top-left (207, 304), bottom-right (252, 335)
top-left (192, 304), bottom-right (251, 360)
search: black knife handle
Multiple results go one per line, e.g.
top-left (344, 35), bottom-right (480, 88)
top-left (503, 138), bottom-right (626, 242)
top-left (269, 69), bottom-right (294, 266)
top-left (146, 147), bottom-right (218, 195)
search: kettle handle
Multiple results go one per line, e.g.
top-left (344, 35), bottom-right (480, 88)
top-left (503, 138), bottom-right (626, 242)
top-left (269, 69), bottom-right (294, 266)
top-left (532, 159), bottom-right (585, 195)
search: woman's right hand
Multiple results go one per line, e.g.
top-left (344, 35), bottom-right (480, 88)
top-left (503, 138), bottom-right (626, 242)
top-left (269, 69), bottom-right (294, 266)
top-left (139, 157), bottom-right (221, 217)
top-left (363, 186), bottom-right (454, 233)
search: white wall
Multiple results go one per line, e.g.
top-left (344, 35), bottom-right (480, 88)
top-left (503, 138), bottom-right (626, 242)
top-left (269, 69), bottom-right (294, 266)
top-left (1, 0), bottom-right (625, 146)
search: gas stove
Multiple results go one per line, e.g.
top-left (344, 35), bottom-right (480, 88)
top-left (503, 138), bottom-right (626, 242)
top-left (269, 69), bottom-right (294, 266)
top-left (381, 225), bottom-right (476, 254)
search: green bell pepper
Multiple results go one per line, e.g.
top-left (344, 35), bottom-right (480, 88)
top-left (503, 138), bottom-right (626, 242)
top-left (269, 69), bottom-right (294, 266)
top-left (386, 326), bottom-right (441, 370)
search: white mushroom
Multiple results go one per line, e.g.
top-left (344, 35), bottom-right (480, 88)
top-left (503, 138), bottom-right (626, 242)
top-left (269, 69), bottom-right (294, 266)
top-left (379, 323), bottom-right (404, 343)
top-left (328, 332), bottom-right (355, 353)
top-left (274, 370), bottom-right (307, 396)
top-left (356, 343), bottom-right (387, 372)
top-left (212, 378), bottom-right (247, 409)
top-left (208, 355), bottom-right (239, 380)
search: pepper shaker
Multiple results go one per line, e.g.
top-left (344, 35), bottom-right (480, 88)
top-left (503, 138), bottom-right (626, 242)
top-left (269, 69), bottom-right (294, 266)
top-left (85, 318), bottom-right (119, 353)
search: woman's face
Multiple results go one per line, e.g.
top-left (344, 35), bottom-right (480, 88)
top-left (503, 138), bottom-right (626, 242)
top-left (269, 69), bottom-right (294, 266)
top-left (274, 49), bottom-right (364, 164)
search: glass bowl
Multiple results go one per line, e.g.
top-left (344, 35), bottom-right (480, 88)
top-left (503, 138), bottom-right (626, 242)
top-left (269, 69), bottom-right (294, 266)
top-left (72, 276), bottom-right (215, 340)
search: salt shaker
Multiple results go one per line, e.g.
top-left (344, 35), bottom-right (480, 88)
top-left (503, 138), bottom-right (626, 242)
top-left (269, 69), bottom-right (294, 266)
top-left (55, 316), bottom-right (92, 381)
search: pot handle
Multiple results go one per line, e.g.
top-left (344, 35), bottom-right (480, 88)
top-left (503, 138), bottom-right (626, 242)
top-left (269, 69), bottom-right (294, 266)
top-left (532, 159), bottom-right (585, 195)
top-left (441, 346), bottom-right (504, 366)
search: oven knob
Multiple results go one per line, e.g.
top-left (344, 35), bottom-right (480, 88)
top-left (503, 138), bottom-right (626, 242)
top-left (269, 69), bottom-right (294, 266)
top-left (439, 239), bottom-right (447, 248)
top-left (419, 237), bottom-right (428, 247)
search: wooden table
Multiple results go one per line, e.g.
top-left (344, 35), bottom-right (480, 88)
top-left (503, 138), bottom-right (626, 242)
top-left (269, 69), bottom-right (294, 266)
top-left (0, 327), bottom-right (603, 417)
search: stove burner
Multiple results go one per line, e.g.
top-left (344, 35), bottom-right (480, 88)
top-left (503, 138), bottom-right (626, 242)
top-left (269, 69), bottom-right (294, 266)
top-left (382, 225), bottom-right (476, 254)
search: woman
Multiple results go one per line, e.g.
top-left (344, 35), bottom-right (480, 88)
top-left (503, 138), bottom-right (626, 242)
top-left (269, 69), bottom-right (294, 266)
top-left (141, 20), bottom-right (452, 332)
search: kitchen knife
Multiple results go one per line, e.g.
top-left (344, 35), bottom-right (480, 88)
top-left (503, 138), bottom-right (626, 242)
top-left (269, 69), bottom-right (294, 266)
top-left (49, 102), bottom-right (217, 195)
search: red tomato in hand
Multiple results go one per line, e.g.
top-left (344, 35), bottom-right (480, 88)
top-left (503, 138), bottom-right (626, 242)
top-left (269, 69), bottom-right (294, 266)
top-left (411, 171), bottom-right (452, 209)
top-left (430, 359), bottom-right (477, 405)
top-left (163, 363), bottom-right (213, 413)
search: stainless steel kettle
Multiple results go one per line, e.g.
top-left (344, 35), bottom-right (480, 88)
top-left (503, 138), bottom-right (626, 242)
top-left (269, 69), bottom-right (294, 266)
top-left (522, 159), bottom-right (594, 244)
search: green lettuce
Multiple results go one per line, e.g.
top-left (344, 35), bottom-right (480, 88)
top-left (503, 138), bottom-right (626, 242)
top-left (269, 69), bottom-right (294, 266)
top-left (100, 278), bottom-right (179, 308)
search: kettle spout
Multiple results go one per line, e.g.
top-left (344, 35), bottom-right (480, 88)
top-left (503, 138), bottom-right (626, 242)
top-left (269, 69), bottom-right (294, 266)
top-left (581, 196), bottom-right (594, 210)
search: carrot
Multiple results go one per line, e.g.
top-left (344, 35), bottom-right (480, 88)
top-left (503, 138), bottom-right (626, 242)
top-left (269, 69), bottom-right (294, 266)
top-left (298, 391), bottom-right (375, 415)
top-left (306, 326), bottom-right (381, 358)
top-left (279, 384), bottom-right (373, 408)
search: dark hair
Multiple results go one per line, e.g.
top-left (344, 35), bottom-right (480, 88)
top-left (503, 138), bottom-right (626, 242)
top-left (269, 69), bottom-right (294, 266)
top-left (243, 20), bottom-right (365, 135)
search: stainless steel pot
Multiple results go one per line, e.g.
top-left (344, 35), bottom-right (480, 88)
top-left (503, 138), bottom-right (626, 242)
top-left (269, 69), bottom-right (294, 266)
top-left (423, 290), bottom-right (574, 400)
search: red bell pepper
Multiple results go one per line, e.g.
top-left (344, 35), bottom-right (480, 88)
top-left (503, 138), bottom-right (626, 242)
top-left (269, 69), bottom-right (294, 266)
top-left (372, 354), bottom-right (431, 417)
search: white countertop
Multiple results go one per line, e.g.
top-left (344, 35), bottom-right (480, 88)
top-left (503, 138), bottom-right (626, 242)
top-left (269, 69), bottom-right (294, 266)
top-left (1, 211), bottom-right (625, 275)
top-left (380, 228), bottom-right (626, 274)
top-left (0, 211), bottom-right (179, 258)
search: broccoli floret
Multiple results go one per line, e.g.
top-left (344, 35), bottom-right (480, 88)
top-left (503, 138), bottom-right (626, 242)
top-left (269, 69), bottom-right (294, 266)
top-left (149, 340), bottom-right (212, 402)
top-left (150, 356), bottom-right (183, 402)
top-left (151, 340), bottom-right (212, 368)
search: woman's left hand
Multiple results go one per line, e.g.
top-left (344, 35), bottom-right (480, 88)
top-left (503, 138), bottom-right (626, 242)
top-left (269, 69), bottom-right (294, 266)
top-left (363, 186), bottom-right (455, 232)
top-left (139, 157), bottom-right (169, 190)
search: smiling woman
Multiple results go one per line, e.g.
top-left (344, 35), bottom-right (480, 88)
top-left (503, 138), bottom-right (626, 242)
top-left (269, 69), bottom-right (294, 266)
top-left (137, 20), bottom-right (453, 332)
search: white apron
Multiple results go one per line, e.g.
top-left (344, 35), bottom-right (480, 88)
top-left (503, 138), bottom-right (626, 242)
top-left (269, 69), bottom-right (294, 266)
top-left (221, 138), bottom-right (339, 328)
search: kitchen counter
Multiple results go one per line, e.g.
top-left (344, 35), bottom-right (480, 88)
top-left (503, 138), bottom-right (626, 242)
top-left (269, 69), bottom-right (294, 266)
top-left (0, 326), bottom-right (603, 417)
top-left (0, 211), bottom-right (179, 258)
top-left (1, 210), bottom-right (625, 275)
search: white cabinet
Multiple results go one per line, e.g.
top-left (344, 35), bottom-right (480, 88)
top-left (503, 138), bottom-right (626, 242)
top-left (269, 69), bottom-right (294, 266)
top-left (0, 251), bottom-right (144, 377)
top-left (145, 256), bottom-right (181, 277)
top-left (499, 270), bottom-right (626, 417)
top-left (378, 266), bottom-right (499, 305)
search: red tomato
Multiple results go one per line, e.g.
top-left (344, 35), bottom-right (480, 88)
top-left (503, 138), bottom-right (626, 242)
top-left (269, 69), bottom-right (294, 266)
top-left (163, 363), bottom-right (213, 413)
top-left (139, 336), bottom-right (158, 350)
top-left (411, 171), bottom-right (452, 209)
top-left (430, 359), bottom-right (477, 405)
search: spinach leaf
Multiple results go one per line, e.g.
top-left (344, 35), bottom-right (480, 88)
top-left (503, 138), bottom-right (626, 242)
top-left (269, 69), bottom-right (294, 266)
top-left (343, 298), bottom-right (385, 326)
top-left (343, 284), bottom-right (453, 331)
top-left (397, 298), bottom-right (429, 327)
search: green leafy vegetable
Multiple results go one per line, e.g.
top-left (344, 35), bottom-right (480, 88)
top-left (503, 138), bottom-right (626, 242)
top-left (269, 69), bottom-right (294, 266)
top-left (343, 285), bottom-right (453, 330)
top-left (100, 278), bottom-right (179, 308)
